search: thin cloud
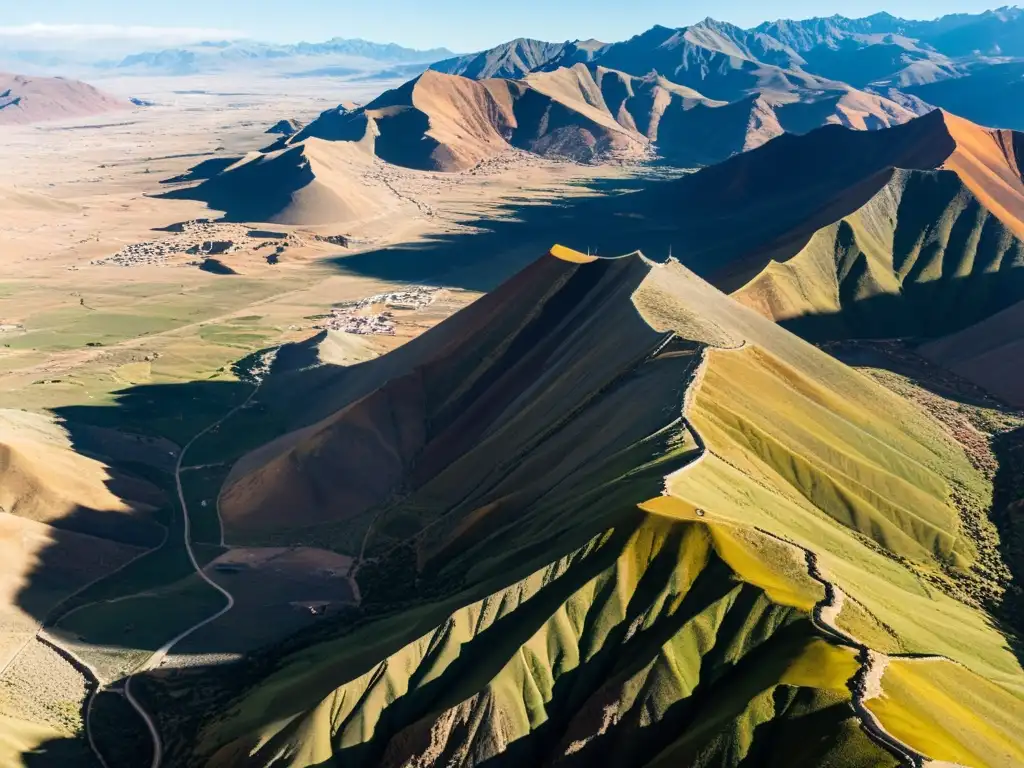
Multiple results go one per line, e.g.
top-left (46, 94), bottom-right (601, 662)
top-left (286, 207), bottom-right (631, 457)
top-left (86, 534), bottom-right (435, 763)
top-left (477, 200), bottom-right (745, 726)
top-left (0, 23), bottom-right (245, 43)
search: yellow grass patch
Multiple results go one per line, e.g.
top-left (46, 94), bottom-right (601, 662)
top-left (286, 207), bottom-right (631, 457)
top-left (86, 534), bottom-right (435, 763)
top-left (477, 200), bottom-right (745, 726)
top-left (868, 658), bottom-right (1024, 767)
top-left (548, 244), bottom-right (598, 263)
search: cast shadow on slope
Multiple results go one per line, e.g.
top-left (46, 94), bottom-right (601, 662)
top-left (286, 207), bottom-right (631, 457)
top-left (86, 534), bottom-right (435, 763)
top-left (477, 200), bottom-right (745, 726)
top-left (37, 380), bottom-right (252, 628)
top-left (12, 381), bottom-right (254, 638)
top-left (318, 158), bottom-right (894, 294)
top-left (19, 738), bottom-right (96, 767)
top-left (301, 547), bottom-right (875, 768)
top-left (10, 379), bottom-right (254, 764)
top-left (776, 269), bottom-right (1024, 343)
top-left (4, 382), bottom-right (208, 631)
top-left (992, 424), bottom-right (1024, 662)
top-left (322, 175), bottom-right (696, 292)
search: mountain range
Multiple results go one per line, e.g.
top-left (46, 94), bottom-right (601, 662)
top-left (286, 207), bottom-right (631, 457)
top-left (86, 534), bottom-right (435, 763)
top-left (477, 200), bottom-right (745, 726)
top-left (161, 136), bottom-right (1024, 761)
top-left (0, 72), bottom-right (131, 126)
top-left (431, 8), bottom-right (1024, 129)
top-left (183, 5), bottom-right (1024, 186)
top-left (7, 4), bottom-right (1024, 108)
top-left (9, 7), bottom-right (1024, 768)
top-left (0, 38), bottom-right (455, 79)
top-left (136, 78), bottom-right (1024, 768)
top-left (112, 38), bottom-right (455, 77)
top-left (249, 63), bottom-right (917, 175)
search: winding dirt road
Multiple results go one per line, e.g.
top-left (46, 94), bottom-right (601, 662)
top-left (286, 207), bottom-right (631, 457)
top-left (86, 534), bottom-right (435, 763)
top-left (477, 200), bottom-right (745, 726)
top-left (678, 343), bottom-right (928, 768)
top-left (91, 323), bottom-right (941, 766)
top-left (119, 370), bottom-right (267, 768)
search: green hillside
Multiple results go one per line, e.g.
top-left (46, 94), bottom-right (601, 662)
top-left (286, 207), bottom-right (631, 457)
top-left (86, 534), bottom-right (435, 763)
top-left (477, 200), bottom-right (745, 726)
top-left (733, 168), bottom-right (1024, 341)
top-left (178, 250), bottom-right (1023, 767)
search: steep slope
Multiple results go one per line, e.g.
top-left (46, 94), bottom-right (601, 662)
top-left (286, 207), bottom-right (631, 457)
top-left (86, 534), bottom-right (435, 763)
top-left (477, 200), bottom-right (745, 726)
top-left (755, 14), bottom-right (959, 88)
top-left (184, 248), bottom-right (1020, 767)
top-left (731, 166), bottom-right (1024, 340)
top-left (281, 64), bottom-right (916, 172)
top-left (159, 138), bottom-right (405, 225)
top-left (613, 109), bottom-right (1024, 341)
top-left (799, 42), bottom-right (957, 89)
top-left (559, 66), bottom-right (912, 164)
top-left (420, 22), bottom-right (923, 133)
top-left (591, 21), bottom-right (807, 100)
top-left (568, 18), bottom-right (920, 110)
top-left (429, 39), bottom-right (568, 79)
top-left (757, 8), bottom-right (1024, 59)
top-left (728, 110), bottom-right (1024, 338)
top-left (755, 13), bottom-right (914, 51)
top-left (0, 72), bottom-right (128, 126)
top-left (753, 9), bottom-right (1024, 128)
top-left (414, 10), bottom-right (1024, 137)
top-left (284, 68), bottom-right (647, 170)
top-left (920, 5), bottom-right (1024, 58)
top-left (919, 299), bottom-right (1024, 407)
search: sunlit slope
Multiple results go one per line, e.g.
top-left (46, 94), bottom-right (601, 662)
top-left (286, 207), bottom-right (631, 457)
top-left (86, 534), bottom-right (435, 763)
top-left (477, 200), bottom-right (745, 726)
top-left (732, 166), bottom-right (1024, 339)
top-left (650, 265), bottom-right (1019, 692)
top-left (716, 110), bottom-right (1024, 339)
top-left (286, 68), bottom-right (648, 169)
top-left (193, 252), bottom-right (1021, 767)
top-left (0, 409), bottom-right (163, 544)
top-left (867, 658), bottom-right (1024, 767)
top-left (160, 138), bottom-right (404, 225)
top-left (204, 518), bottom-right (891, 768)
top-left (0, 715), bottom-right (63, 767)
top-left (941, 109), bottom-right (1024, 240)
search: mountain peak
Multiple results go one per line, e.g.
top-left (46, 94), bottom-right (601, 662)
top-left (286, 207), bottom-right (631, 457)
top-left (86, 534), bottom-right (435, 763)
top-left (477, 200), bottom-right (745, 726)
top-left (693, 16), bottom-right (742, 32)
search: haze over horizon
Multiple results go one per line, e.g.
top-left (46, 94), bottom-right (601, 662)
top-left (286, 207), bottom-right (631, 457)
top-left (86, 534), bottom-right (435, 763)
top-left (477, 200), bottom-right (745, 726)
top-left (3, 0), bottom-right (1020, 52)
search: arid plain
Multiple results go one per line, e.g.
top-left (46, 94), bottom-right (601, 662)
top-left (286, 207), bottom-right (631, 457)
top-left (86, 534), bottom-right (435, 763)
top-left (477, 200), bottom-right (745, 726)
top-left (0, 75), bottom-right (650, 412)
top-left (0, 71), bottom-right (663, 759)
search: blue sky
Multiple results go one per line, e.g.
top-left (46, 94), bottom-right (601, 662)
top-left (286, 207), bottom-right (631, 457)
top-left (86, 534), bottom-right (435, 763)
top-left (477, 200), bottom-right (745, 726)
top-left (2, 1), bottom-right (1012, 51)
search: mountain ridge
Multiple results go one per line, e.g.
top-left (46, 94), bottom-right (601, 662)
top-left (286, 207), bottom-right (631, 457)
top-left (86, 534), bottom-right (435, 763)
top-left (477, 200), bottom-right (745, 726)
top-left (266, 63), bottom-right (919, 173)
top-left (425, 8), bottom-right (1024, 128)
top-left (177, 246), bottom-right (1021, 767)
top-left (0, 72), bottom-right (130, 125)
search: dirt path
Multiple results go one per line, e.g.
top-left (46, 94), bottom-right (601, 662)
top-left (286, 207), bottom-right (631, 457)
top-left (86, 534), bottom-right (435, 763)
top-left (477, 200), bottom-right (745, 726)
top-left (0, 524), bottom-right (170, 681)
top-left (0, 527), bottom-right (174, 767)
top-left (120, 351), bottom-right (275, 768)
top-left (804, 549), bottom-right (924, 767)
top-left (3, 279), bottom-right (316, 385)
top-left (676, 343), bottom-right (929, 768)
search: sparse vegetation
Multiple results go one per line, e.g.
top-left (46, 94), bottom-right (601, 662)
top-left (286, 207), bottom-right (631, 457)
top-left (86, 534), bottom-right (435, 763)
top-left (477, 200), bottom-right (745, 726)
top-left (7, 26), bottom-right (1024, 767)
top-left (0, 639), bottom-right (86, 736)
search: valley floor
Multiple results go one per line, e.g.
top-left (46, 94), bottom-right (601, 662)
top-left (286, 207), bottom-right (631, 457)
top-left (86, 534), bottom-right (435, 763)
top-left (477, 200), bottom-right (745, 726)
top-left (0, 78), bottom-right (685, 765)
